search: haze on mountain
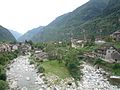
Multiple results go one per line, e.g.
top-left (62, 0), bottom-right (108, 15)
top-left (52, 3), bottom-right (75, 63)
top-left (9, 30), bottom-right (22, 40)
top-left (0, 25), bottom-right (16, 42)
top-left (1, 0), bottom-right (120, 43)
top-left (18, 26), bottom-right (44, 42)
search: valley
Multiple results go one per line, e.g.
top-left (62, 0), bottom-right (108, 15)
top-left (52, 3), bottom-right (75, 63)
top-left (0, 0), bottom-right (120, 90)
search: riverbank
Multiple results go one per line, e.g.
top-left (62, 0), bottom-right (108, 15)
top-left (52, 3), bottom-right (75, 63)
top-left (77, 63), bottom-right (120, 90)
top-left (0, 50), bottom-right (19, 90)
top-left (6, 55), bottom-right (120, 90)
top-left (7, 55), bottom-right (45, 90)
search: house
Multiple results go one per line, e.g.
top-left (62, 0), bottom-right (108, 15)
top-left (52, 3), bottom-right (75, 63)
top-left (0, 44), bottom-right (6, 52)
top-left (95, 40), bottom-right (106, 45)
top-left (71, 39), bottom-right (85, 48)
top-left (0, 44), bottom-right (12, 52)
top-left (111, 30), bottom-right (120, 41)
top-left (12, 44), bottom-right (19, 51)
top-left (34, 50), bottom-right (48, 61)
top-left (95, 44), bottom-right (120, 63)
top-left (19, 43), bottom-right (32, 55)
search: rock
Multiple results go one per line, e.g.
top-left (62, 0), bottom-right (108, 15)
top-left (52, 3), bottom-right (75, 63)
top-left (26, 77), bottom-right (30, 81)
top-left (21, 87), bottom-right (28, 90)
top-left (53, 86), bottom-right (59, 90)
top-left (10, 80), bottom-right (18, 89)
top-left (68, 82), bottom-right (72, 86)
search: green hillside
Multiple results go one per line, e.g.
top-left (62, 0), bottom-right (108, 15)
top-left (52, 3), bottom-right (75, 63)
top-left (0, 25), bottom-right (16, 42)
top-left (82, 0), bottom-right (120, 38)
top-left (18, 26), bottom-right (44, 42)
top-left (32, 0), bottom-right (109, 42)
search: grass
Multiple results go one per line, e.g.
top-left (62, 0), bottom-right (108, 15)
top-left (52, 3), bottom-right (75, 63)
top-left (114, 42), bottom-right (120, 49)
top-left (41, 60), bottom-right (71, 79)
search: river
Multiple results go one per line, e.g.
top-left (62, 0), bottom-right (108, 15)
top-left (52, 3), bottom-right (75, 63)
top-left (6, 55), bottom-right (120, 90)
top-left (77, 63), bottom-right (120, 90)
top-left (6, 55), bottom-right (45, 90)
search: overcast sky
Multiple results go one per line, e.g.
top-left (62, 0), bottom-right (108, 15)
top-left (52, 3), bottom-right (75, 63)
top-left (0, 0), bottom-right (89, 34)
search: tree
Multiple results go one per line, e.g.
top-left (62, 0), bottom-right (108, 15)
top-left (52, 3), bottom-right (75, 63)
top-left (64, 48), bottom-right (81, 80)
top-left (56, 48), bottom-right (64, 63)
top-left (44, 43), bottom-right (57, 60)
top-left (89, 35), bottom-right (95, 42)
top-left (0, 65), bottom-right (6, 81)
top-left (104, 36), bottom-right (115, 42)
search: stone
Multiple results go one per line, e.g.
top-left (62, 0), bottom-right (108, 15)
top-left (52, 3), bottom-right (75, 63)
top-left (21, 87), bottom-right (28, 90)
top-left (26, 77), bottom-right (30, 81)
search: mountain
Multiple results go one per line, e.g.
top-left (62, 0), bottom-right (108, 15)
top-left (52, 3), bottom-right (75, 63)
top-left (18, 26), bottom-right (44, 42)
top-left (0, 25), bottom-right (16, 42)
top-left (9, 30), bottom-right (22, 40)
top-left (81, 0), bottom-right (120, 38)
top-left (31, 0), bottom-right (110, 42)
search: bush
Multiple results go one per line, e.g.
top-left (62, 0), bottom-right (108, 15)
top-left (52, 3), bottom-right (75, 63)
top-left (64, 48), bottom-right (81, 80)
top-left (112, 63), bottom-right (120, 69)
top-left (68, 63), bottom-right (81, 80)
top-left (0, 65), bottom-right (6, 81)
top-left (0, 80), bottom-right (8, 90)
top-left (30, 60), bottom-right (35, 65)
top-left (38, 65), bottom-right (45, 73)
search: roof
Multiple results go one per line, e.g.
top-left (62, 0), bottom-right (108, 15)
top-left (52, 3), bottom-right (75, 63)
top-left (112, 30), bottom-right (120, 35)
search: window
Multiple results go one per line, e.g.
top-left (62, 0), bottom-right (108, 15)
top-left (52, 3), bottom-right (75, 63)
top-left (108, 51), bottom-right (111, 53)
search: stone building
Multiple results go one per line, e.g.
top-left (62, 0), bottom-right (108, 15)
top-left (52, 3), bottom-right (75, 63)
top-left (12, 44), bottom-right (19, 51)
top-left (111, 30), bottom-right (120, 41)
top-left (95, 45), bottom-right (120, 63)
top-left (71, 39), bottom-right (85, 48)
top-left (19, 43), bottom-right (32, 55)
top-left (34, 50), bottom-right (48, 61)
top-left (0, 44), bottom-right (12, 52)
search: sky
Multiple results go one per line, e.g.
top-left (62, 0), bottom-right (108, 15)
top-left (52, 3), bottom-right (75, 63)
top-left (0, 0), bottom-right (89, 34)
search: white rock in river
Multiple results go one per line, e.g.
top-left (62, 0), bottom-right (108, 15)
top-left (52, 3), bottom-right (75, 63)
top-left (26, 77), bottom-right (30, 81)
top-left (21, 87), bottom-right (28, 90)
top-left (10, 80), bottom-right (18, 89)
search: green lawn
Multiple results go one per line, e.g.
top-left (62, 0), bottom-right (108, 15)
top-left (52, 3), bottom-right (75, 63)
top-left (41, 60), bottom-right (71, 79)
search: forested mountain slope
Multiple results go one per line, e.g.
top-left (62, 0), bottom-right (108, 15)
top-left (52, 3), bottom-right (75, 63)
top-left (31, 0), bottom-right (109, 42)
top-left (18, 26), bottom-right (44, 42)
top-left (0, 25), bottom-right (16, 42)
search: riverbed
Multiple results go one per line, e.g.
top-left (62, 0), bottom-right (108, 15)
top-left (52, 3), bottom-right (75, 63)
top-left (6, 55), bottom-right (120, 90)
top-left (6, 55), bottom-right (46, 90)
top-left (77, 63), bottom-right (120, 90)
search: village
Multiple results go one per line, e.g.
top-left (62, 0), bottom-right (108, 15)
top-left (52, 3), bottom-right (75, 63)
top-left (0, 30), bottom-right (120, 90)
top-left (0, 30), bottom-right (120, 64)
top-left (71, 30), bottom-right (120, 63)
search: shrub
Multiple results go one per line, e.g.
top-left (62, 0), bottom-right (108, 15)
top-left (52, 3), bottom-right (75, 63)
top-left (38, 65), bottom-right (45, 73)
top-left (112, 63), bottom-right (120, 69)
top-left (0, 65), bottom-right (6, 81)
top-left (30, 60), bottom-right (35, 65)
top-left (0, 80), bottom-right (8, 90)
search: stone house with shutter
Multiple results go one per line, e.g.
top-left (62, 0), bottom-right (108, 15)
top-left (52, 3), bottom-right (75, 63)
top-left (95, 44), bottom-right (120, 63)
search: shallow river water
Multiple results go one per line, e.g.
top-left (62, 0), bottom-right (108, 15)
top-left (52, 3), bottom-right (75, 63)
top-left (7, 55), bottom-right (45, 90)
